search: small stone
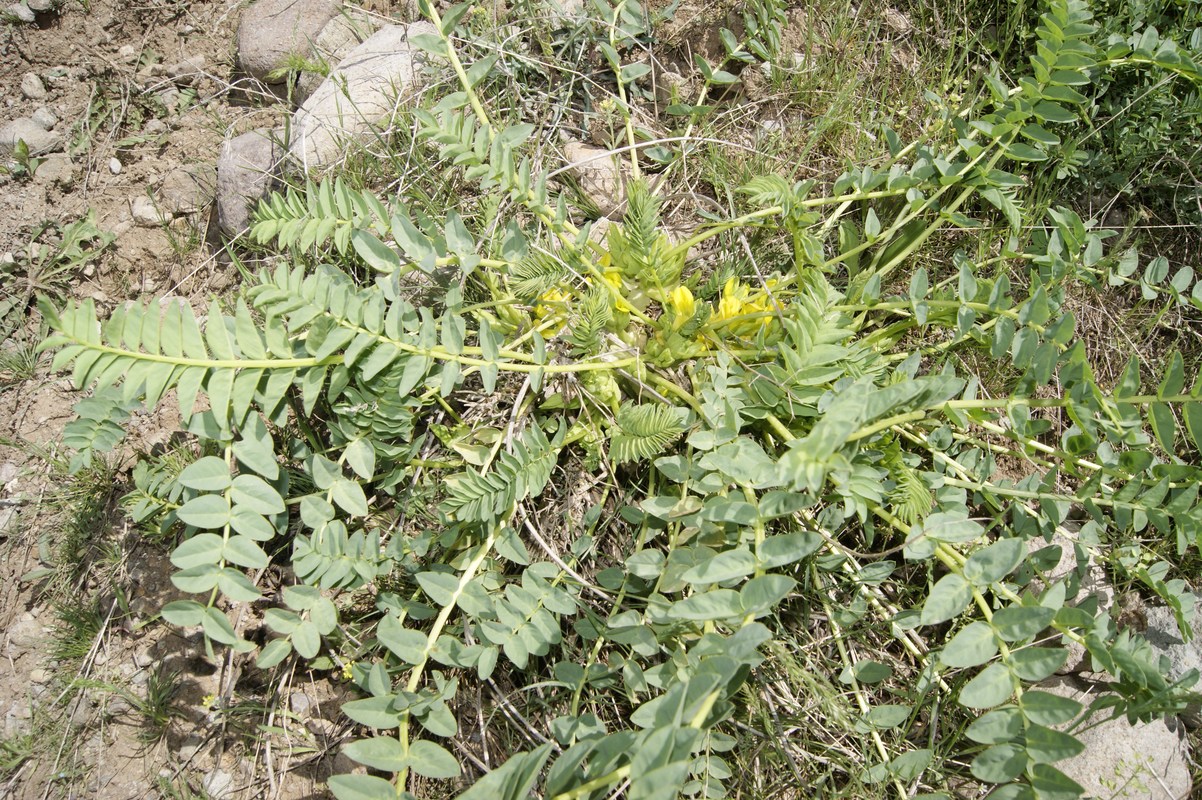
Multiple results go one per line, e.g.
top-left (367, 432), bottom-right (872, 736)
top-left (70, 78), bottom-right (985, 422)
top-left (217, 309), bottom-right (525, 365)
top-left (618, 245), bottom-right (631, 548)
top-left (21, 73), bottom-right (47, 100)
top-left (0, 462), bottom-right (17, 485)
top-left (216, 128), bottom-right (283, 236)
top-left (562, 141), bottom-right (624, 218)
top-left (24, 0), bottom-right (56, 11)
top-left (29, 668), bottom-right (49, 684)
top-left (32, 153), bottom-right (76, 189)
top-left (0, 117), bottom-right (64, 155)
top-left (118, 44), bottom-right (138, 62)
top-left (6, 2), bottom-right (35, 22)
top-left (30, 107), bottom-right (58, 130)
top-left (288, 691), bottom-right (313, 717)
top-left (133, 650), bottom-right (154, 668)
top-left (106, 696), bottom-right (132, 718)
top-left (156, 86), bottom-right (182, 111)
top-left (144, 118), bottom-right (168, 137)
top-left (157, 165), bottom-right (217, 214)
top-left (178, 733), bottom-right (204, 762)
top-left (201, 768), bottom-right (233, 799)
top-left (164, 55), bottom-right (206, 85)
top-left (130, 196), bottom-right (169, 228)
top-left (109, 158), bottom-right (122, 175)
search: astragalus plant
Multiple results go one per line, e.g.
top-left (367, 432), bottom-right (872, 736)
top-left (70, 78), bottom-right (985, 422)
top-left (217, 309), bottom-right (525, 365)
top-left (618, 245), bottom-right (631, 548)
top-left (39, 0), bottom-right (1202, 797)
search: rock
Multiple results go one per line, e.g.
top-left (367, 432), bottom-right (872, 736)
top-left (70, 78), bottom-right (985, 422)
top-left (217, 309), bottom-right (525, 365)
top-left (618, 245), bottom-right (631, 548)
top-left (0, 461), bottom-right (17, 486)
top-left (164, 55), bottom-right (206, 85)
top-left (131, 196), bottom-right (169, 228)
top-left (144, 118), bottom-right (168, 137)
top-left (290, 22), bottom-right (432, 170)
top-left (24, 0), bottom-right (56, 11)
top-left (178, 733), bottom-right (204, 762)
top-left (118, 44), bottom-right (138, 62)
top-left (105, 696), bottom-right (132, 717)
top-left (20, 72), bottom-right (47, 100)
top-left (236, 0), bottom-right (341, 83)
top-left (32, 153), bottom-right (76, 189)
top-left (31, 107), bottom-right (58, 130)
top-left (562, 141), bottom-right (625, 217)
top-left (288, 691), bottom-right (313, 718)
top-left (0, 118), bottom-right (64, 156)
top-left (216, 128), bottom-right (283, 236)
top-left (1037, 675), bottom-right (1192, 799)
top-left (295, 9), bottom-right (380, 104)
top-left (1142, 601), bottom-right (1202, 727)
top-left (133, 650), bottom-right (154, 668)
top-left (29, 668), bottom-right (49, 684)
top-left (6, 2), bottom-right (35, 22)
top-left (1025, 526), bottom-right (1117, 674)
top-left (158, 165), bottom-right (217, 214)
top-left (109, 157), bottom-right (122, 175)
top-left (202, 768), bottom-right (234, 799)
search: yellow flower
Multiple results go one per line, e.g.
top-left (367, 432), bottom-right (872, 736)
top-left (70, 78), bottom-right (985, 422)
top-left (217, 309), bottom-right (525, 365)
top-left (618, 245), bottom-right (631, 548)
top-left (666, 286), bottom-right (696, 329)
top-left (341, 661), bottom-right (354, 680)
top-left (711, 278), bottom-right (781, 337)
top-left (201, 693), bottom-right (216, 710)
top-left (534, 288), bottom-right (571, 335)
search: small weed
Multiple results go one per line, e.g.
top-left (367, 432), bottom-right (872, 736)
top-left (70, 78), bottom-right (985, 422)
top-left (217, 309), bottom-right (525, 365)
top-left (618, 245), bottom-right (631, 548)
top-left (133, 668), bottom-right (184, 743)
top-left (0, 139), bottom-right (45, 181)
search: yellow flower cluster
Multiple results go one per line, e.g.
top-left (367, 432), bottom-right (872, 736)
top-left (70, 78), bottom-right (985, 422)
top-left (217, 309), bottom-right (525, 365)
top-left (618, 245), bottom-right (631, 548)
top-left (710, 277), bottom-right (780, 337)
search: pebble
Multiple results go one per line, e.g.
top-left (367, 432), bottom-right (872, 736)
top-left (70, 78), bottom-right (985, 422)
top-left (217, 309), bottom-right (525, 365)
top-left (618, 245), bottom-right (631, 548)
top-left (117, 44), bottom-right (138, 62)
top-left (31, 107), bottom-right (58, 130)
top-left (29, 668), bottom-right (49, 684)
top-left (133, 650), bottom-right (153, 668)
top-left (144, 118), bottom-right (168, 136)
top-left (20, 72), bottom-right (47, 101)
top-left (109, 157), bottom-right (122, 175)
top-left (178, 734), bottom-right (203, 762)
top-left (6, 2), bottom-right (35, 22)
top-left (202, 769), bottom-right (233, 799)
top-left (130, 195), bottom-right (169, 227)
top-left (25, 0), bottom-right (56, 11)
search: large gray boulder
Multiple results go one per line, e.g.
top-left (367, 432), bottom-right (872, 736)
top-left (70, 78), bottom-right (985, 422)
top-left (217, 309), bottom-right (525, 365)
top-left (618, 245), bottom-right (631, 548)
top-left (1037, 675), bottom-right (1192, 799)
top-left (1142, 600), bottom-right (1202, 727)
top-left (216, 129), bottom-right (284, 237)
top-left (289, 22), bottom-right (432, 171)
top-left (295, 9), bottom-right (380, 105)
top-left (236, 0), bottom-right (341, 83)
